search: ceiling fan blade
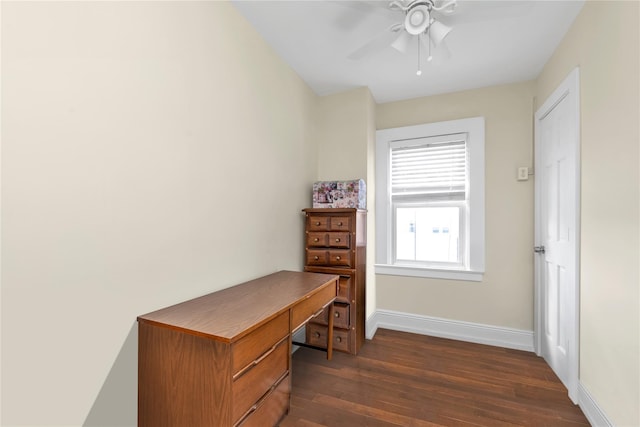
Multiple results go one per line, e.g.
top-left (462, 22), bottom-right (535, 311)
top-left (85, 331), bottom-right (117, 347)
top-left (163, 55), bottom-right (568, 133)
top-left (330, 1), bottom-right (376, 31)
top-left (347, 23), bottom-right (403, 60)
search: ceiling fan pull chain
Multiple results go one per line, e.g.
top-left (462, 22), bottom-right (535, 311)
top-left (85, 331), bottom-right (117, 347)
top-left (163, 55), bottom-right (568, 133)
top-left (417, 34), bottom-right (422, 76)
top-left (427, 24), bottom-right (433, 62)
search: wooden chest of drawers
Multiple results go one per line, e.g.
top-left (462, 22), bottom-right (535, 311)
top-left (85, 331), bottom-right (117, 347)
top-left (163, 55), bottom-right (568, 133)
top-left (303, 208), bottom-right (366, 355)
top-left (138, 271), bottom-right (338, 427)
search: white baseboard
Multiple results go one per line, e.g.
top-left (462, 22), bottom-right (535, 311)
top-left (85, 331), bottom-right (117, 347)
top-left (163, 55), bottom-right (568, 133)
top-left (366, 309), bottom-right (534, 352)
top-left (578, 382), bottom-right (613, 427)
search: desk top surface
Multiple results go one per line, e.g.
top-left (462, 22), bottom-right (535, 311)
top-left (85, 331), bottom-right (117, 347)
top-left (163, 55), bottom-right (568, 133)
top-left (138, 270), bottom-right (338, 342)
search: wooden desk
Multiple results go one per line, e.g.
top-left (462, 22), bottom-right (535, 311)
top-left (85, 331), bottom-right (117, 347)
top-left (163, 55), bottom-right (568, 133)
top-left (138, 270), bottom-right (338, 427)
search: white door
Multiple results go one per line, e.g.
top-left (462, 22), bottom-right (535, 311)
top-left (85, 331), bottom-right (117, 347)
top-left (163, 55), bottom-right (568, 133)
top-left (534, 68), bottom-right (580, 403)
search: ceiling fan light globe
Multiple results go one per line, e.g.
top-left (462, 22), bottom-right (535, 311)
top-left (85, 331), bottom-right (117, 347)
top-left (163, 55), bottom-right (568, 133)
top-left (391, 31), bottom-right (412, 53)
top-left (405, 5), bottom-right (430, 35)
top-left (428, 20), bottom-right (452, 45)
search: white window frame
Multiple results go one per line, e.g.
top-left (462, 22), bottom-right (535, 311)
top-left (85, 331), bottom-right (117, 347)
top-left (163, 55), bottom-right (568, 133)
top-left (375, 117), bottom-right (485, 281)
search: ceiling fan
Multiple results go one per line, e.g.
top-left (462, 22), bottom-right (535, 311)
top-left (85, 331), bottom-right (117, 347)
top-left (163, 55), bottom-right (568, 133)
top-left (348, 0), bottom-right (457, 74)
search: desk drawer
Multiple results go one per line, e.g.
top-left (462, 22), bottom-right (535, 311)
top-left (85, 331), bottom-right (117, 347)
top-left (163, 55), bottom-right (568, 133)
top-left (232, 311), bottom-right (289, 375)
top-left (291, 282), bottom-right (336, 331)
top-left (232, 338), bottom-right (288, 423)
top-left (234, 373), bottom-right (290, 427)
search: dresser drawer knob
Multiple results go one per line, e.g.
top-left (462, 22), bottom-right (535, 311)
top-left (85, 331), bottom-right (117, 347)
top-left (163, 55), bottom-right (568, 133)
top-left (315, 221), bottom-right (321, 226)
top-left (315, 332), bottom-right (321, 338)
top-left (335, 238), bottom-right (340, 243)
top-left (336, 336), bottom-right (342, 343)
top-left (314, 256), bottom-right (319, 261)
top-left (314, 238), bottom-right (319, 242)
top-left (337, 222), bottom-right (343, 226)
top-left (336, 256), bottom-right (341, 261)
top-left (334, 312), bottom-right (340, 318)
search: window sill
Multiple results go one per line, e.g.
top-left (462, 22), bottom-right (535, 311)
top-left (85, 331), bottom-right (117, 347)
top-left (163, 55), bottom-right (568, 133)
top-left (374, 264), bottom-right (484, 282)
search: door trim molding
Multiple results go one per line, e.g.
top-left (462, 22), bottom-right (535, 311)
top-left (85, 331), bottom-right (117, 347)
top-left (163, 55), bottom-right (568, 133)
top-left (534, 67), bottom-right (581, 403)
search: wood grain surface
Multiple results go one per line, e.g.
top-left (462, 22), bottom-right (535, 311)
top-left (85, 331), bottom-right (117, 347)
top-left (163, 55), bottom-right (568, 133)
top-left (281, 328), bottom-right (589, 426)
top-left (138, 270), bottom-right (338, 342)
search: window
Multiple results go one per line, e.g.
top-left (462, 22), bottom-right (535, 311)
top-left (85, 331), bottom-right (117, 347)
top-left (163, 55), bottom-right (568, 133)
top-left (375, 117), bottom-right (485, 281)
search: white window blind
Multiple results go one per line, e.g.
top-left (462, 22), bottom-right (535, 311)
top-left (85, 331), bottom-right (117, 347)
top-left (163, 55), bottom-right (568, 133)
top-left (390, 135), bottom-right (467, 200)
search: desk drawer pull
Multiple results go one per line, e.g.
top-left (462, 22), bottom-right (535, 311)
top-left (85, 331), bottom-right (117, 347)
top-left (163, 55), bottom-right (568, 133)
top-left (233, 337), bottom-right (285, 381)
top-left (253, 344), bottom-right (277, 366)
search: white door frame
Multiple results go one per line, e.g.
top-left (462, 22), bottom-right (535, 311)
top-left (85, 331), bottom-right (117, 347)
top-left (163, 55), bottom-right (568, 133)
top-left (534, 67), bottom-right (581, 404)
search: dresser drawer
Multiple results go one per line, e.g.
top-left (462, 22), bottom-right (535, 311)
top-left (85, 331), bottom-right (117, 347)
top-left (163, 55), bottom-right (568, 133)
top-left (307, 249), bottom-right (354, 267)
top-left (329, 216), bottom-right (351, 231)
top-left (307, 232), bottom-right (327, 247)
top-left (234, 372), bottom-right (290, 427)
top-left (337, 275), bottom-right (352, 302)
top-left (232, 311), bottom-right (289, 375)
top-left (312, 302), bottom-right (350, 329)
top-left (303, 269), bottom-right (352, 303)
top-left (307, 323), bottom-right (350, 353)
top-left (328, 249), bottom-right (352, 267)
top-left (307, 215), bottom-right (352, 232)
top-left (291, 281), bottom-right (336, 331)
top-left (307, 232), bottom-right (351, 249)
top-left (308, 216), bottom-right (330, 231)
top-left (328, 232), bottom-right (350, 248)
top-left (232, 338), bottom-right (288, 423)
top-left (306, 249), bottom-right (328, 265)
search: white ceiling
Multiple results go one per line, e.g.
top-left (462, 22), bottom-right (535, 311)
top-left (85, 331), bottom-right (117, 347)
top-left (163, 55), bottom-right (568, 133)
top-left (232, 0), bottom-right (584, 103)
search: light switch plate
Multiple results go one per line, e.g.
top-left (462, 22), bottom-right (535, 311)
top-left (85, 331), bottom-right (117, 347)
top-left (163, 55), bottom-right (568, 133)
top-left (518, 167), bottom-right (529, 181)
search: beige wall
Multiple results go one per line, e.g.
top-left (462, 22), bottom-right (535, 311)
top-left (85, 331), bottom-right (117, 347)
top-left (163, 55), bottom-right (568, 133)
top-left (536, 2), bottom-right (639, 425)
top-left (1, 2), bottom-right (317, 425)
top-left (315, 87), bottom-right (377, 318)
top-left (375, 81), bottom-right (536, 330)
top-left (3, 1), bottom-right (637, 426)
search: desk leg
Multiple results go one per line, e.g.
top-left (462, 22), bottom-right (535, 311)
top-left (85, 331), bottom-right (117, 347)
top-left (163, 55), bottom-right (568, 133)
top-left (326, 302), bottom-right (334, 360)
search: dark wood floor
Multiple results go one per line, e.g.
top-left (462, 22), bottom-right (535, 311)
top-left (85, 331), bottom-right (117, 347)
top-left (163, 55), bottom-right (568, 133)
top-left (280, 328), bottom-right (589, 427)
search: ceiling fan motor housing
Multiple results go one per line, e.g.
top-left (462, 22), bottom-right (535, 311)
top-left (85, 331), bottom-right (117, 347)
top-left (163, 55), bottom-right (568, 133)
top-left (404, 1), bottom-right (433, 35)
